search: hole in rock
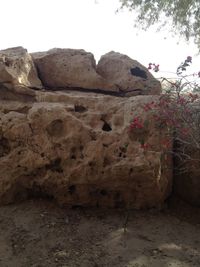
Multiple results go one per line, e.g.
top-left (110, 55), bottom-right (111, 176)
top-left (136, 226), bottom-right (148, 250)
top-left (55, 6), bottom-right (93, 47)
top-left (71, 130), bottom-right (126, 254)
top-left (89, 161), bottom-right (95, 167)
top-left (74, 104), bottom-right (87, 113)
top-left (129, 168), bottom-right (133, 174)
top-left (71, 155), bottom-right (76, 160)
top-left (68, 185), bottom-right (76, 194)
top-left (103, 157), bottom-right (110, 167)
top-left (45, 158), bottom-right (63, 173)
top-left (0, 137), bottom-right (11, 157)
top-left (27, 184), bottom-right (54, 200)
top-left (130, 67), bottom-right (147, 79)
top-left (103, 143), bottom-right (109, 148)
top-left (100, 189), bottom-right (107, 196)
top-left (102, 121), bottom-right (112, 132)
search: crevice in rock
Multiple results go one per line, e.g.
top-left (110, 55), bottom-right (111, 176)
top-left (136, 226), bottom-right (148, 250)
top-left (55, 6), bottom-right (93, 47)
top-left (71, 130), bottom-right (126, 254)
top-left (0, 84), bottom-right (36, 102)
top-left (3, 106), bottom-right (31, 115)
top-left (47, 86), bottom-right (126, 96)
top-left (0, 137), bottom-right (11, 157)
top-left (74, 104), bottom-right (87, 113)
top-left (39, 85), bottom-right (145, 97)
top-left (103, 157), bottom-right (110, 167)
top-left (32, 59), bottom-right (46, 89)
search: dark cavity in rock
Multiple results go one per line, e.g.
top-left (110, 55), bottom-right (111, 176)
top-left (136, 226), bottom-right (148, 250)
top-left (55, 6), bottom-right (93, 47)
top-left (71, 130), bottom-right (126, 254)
top-left (130, 67), bottom-right (147, 79)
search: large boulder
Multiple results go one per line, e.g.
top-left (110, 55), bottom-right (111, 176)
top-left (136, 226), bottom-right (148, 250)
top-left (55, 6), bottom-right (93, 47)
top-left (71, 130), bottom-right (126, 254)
top-left (97, 51), bottom-right (161, 96)
top-left (32, 49), bottom-right (161, 96)
top-left (32, 48), bottom-right (115, 92)
top-left (0, 90), bottom-right (172, 208)
top-left (0, 47), bottom-right (42, 89)
top-left (0, 47), bottom-right (42, 102)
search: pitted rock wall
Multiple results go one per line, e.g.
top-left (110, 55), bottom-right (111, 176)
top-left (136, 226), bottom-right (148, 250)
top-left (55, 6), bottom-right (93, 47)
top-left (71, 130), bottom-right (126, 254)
top-left (0, 47), bottom-right (172, 209)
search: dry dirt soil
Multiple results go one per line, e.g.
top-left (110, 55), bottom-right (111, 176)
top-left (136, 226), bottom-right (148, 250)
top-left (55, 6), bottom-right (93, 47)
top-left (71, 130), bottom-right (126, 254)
top-left (0, 198), bottom-right (200, 267)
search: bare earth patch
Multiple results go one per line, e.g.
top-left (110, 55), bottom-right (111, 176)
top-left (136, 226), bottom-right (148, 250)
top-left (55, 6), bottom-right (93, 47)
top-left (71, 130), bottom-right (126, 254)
top-left (0, 199), bottom-right (200, 267)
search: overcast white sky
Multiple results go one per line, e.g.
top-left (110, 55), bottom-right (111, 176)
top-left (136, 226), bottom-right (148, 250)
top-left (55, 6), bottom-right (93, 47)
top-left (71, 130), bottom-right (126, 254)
top-left (0, 0), bottom-right (199, 78)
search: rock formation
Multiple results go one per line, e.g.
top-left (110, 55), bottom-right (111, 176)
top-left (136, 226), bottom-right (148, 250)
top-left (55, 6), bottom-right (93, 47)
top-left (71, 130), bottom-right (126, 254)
top-left (0, 47), bottom-right (42, 102)
top-left (0, 46), bottom-right (173, 209)
top-left (97, 51), bottom-right (161, 96)
top-left (31, 48), bottom-right (160, 96)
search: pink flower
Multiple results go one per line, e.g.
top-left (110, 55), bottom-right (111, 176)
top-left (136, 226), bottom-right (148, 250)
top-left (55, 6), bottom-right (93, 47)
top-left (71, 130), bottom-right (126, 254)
top-left (141, 143), bottom-right (151, 149)
top-left (148, 63), bottom-right (160, 72)
top-left (186, 56), bottom-right (192, 63)
top-left (154, 64), bottom-right (160, 72)
top-left (162, 139), bottom-right (171, 149)
top-left (148, 63), bottom-right (152, 70)
top-left (143, 101), bottom-right (156, 111)
top-left (177, 96), bottom-right (186, 105)
top-left (130, 117), bottom-right (144, 130)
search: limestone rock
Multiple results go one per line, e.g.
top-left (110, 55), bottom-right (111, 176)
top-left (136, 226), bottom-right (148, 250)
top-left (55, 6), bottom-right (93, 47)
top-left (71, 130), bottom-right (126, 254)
top-left (32, 48), bottom-right (115, 92)
top-left (32, 49), bottom-right (161, 96)
top-left (0, 46), bottom-right (42, 89)
top-left (97, 51), bottom-right (161, 96)
top-left (0, 91), bottom-right (172, 208)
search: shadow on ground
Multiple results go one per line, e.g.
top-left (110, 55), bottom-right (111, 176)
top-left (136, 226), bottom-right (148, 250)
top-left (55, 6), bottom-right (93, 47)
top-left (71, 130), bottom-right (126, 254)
top-left (0, 198), bottom-right (199, 267)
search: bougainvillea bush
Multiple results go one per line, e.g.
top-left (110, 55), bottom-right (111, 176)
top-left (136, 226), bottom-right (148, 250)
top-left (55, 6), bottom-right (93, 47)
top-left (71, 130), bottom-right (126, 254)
top-left (130, 56), bottom-right (200, 172)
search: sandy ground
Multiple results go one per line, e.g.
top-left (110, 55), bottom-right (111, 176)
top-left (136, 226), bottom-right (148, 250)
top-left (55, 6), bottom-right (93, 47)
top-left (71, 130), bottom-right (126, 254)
top-left (0, 198), bottom-right (200, 267)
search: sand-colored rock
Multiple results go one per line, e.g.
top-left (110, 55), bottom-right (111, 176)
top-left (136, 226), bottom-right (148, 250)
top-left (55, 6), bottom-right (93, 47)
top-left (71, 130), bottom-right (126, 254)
top-left (0, 91), bottom-right (172, 208)
top-left (97, 51), bottom-right (161, 96)
top-left (0, 46), bottom-right (172, 208)
top-left (32, 48), bottom-right (115, 92)
top-left (32, 49), bottom-right (161, 96)
top-left (0, 47), bottom-right (41, 102)
top-left (0, 46), bottom-right (42, 89)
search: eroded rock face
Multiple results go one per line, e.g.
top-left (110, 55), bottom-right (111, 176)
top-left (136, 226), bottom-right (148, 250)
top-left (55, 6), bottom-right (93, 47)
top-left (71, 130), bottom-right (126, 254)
top-left (32, 49), bottom-right (161, 96)
top-left (0, 46), bottom-right (172, 208)
top-left (0, 91), bottom-right (172, 208)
